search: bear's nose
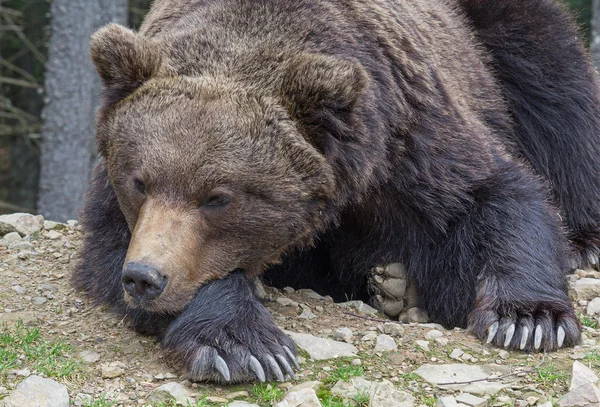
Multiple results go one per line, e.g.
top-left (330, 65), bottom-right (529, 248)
top-left (122, 262), bottom-right (167, 301)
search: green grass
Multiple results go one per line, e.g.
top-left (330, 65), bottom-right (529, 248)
top-left (324, 364), bottom-right (364, 384)
top-left (83, 394), bottom-right (116, 407)
top-left (252, 383), bottom-right (284, 406)
top-left (534, 362), bottom-right (569, 386)
top-left (0, 320), bottom-right (82, 381)
top-left (584, 350), bottom-right (600, 368)
top-left (579, 313), bottom-right (600, 329)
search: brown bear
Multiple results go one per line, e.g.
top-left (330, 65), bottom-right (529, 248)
top-left (73, 0), bottom-right (600, 383)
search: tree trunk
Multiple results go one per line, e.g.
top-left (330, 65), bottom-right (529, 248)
top-left (592, 0), bottom-right (600, 69)
top-left (38, 0), bottom-right (128, 222)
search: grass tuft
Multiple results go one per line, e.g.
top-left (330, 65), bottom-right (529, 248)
top-left (324, 364), bottom-right (364, 384)
top-left (252, 383), bottom-right (284, 406)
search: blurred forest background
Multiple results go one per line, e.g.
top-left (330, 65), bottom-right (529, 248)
top-left (0, 0), bottom-right (599, 221)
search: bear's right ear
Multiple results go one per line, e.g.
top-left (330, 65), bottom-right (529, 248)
top-left (90, 23), bottom-right (164, 104)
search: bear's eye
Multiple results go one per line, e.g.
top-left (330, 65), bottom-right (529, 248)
top-left (134, 178), bottom-right (146, 195)
top-left (203, 194), bottom-right (231, 208)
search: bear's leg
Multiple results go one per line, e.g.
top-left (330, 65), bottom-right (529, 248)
top-left (460, 0), bottom-right (600, 267)
top-left (161, 271), bottom-right (298, 383)
top-left (368, 263), bottom-right (422, 320)
top-left (413, 162), bottom-right (580, 351)
top-left (72, 162), bottom-right (173, 336)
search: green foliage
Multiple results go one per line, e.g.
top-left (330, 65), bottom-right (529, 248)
top-left (579, 313), bottom-right (599, 329)
top-left (83, 394), bottom-right (116, 407)
top-left (324, 364), bottom-right (365, 384)
top-left (252, 383), bottom-right (284, 406)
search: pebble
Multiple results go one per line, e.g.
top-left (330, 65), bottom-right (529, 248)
top-left (370, 380), bottom-right (415, 407)
top-left (425, 329), bottom-right (444, 340)
top-left (0, 213), bottom-right (44, 236)
top-left (43, 220), bottom-right (60, 230)
top-left (11, 285), bottom-right (25, 295)
top-left (558, 383), bottom-right (600, 406)
top-left (361, 332), bottom-right (378, 342)
top-left (569, 278), bottom-right (600, 300)
top-left (435, 337), bottom-right (449, 347)
top-left (285, 331), bottom-right (357, 360)
top-left (207, 396), bottom-right (229, 403)
top-left (275, 388), bottom-right (321, 407)
top-left (147, 382), bottom-right (194, 405)
top-left (226, 391), bottom-right (250, 399)
top-left (569, 361), bottom-right (599, 391)
top-left (455, 393), bottom-right (486, 407)
top-left (415, 363), bottom-right (513, 395)
top-left (298, 306), bottom-right (317, 320)
top-left (587, 297), bottom-right (600, 315)
top-left (498, 350), bottom-right (510, 360)
top-left (46, 230), bottom-right (62, 240)
top-left (78, 350), bottom-right (101, 363)
top-left (4, 375), bottom-right (69, 407)
top-left (333, 327), bottom-right (353, 342)
top-left (331, 377), bottom-right (373, 400)
top-left (31, 297), bottom-right (48, 305)
top-left (276, 297), bottom-right (299, 307)
top-left (437, 396), bottom-right (459, 407)
top-left (283, 287), bottom-right (295, 294)
top-left (383, 322), bottom-right (405, 337)
top-left (229, 402), bottom-right (260, 407)
top-left (352, 358), bottom-right (362, 366)
top-left (374, 334), bottom-right (397, 351)
top-left (449, 349), bottom-right (464, 360)
top-left (66, 220), bottom-right (78, 227)
top-left (341, 300), bottom-right (379, 315)
top-left (101, 363), bottom-right (125, 378)
top-left (416, 340), bottom-right (430, 352)
top-left (3, 232), bottom-right (22, 243)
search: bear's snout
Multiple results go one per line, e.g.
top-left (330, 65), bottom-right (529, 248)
top-left (122, 262), bottom-right (168, 302)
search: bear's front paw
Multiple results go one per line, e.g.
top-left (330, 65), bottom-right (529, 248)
top-left (469, 301), bottom-right (581, 352)
top-left (160, 271), bottom-right (299, 383)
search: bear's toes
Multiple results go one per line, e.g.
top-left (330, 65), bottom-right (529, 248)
top-left (470, 306), bottom-right (581, 352)
top-left (368, 263), bottom-right (424, 320)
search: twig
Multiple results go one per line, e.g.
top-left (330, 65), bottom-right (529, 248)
top-left (0, 6), bottom-right (23, 17)
top-left (1, 12), bottom-right (46, 64)
top-left (438, 354), bottom-right (546, 386)
top-left (0, 76), bottom-right (43, 89)
top-left (0, 56), bottom-right (38, 83)
top-left (0, 200), bottom-right (36, 213)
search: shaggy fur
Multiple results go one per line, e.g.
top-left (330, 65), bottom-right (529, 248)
top-left (73, 0), bottom-right (596, 383)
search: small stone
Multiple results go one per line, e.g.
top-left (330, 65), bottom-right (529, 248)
top-left (3, 232), bottom-right (22, 243)
top-left (498, 350), bottom-right (510, 360)
top-left (79, 350), bottom-right (101, 363)
top-left (435, 337), bottom-right (449, 346)
top-left (43, 220), bottom-right (60, 230)
top-left (66, 220), bottom-right (78, 227)
top-left (73, 393), bottom-right (93, 406)
top-left (283, 287), bottom-right (295, 294)
top-left (276, 297), bottom-right (299, 307)
top-left (31, 297), bottom-right (48, 305)
top-left (0, 213), bottom-right (44, 237)
top-left (229, 402), bottom-right (260, 407)
top-left (558, 383), bottom-right (600, 406)
top-left (416, 340), bottom-right (430, 352)
top-left (526, 396), bottom-right (539, 406)
top-left (299, 289), bottom-right (329, 301)
top-left (39, 283), bottom-right (57, 292)
top-left (101, 363), bottom-right (125, 378)
top-left (46, 230), bottom-right (63, 240)
top-left (570, 278), bottom-right (600, 301)
top-left (570, 361), bottom-right (599, 391)
top-left (362, 333), bottom-right (378, 342)
top-left (587, 298), bottom-right (600, 315)
top-left (334, 328), bottom-right (354, 342)
top-left (285, 331), bottom-right (357, 360)
top-left (375, 334), bottom-right (397, 351)
top-left (4, 375), bottom-right (69, 407)
top-left (341, 300), bottom-right (379, 315)
top-left (226, 391), bottom-right (250, 399)
top-left (437, 396), bottom-right (459, 407)
top-left (11, 285), bottom-right (25, 295)
top-left (352, 359), bottom-right (362, 366)
top-left (449, 349), bottom-right (464, 360)
top-left (148, 382), bottom-right (194, 405)
top-left (415, 364), bottom-right (513, 395)
top-left (425, 330), bottom-right (444, 340)
top-left (275, 388), bottom-right (321, 407)
top-left (370, 380), bottom-right (415, 407)
top-left (331, 377), bottom-right (373, 400)
top-left (288, 381), bottom-right (323, 393)
top-left (383, 323), bottom-right (405, 337)
top-left (207, 396), bottom-right (229, 403)
top-left (455, 393), bottom-right (487, 407)
top-left (298, 307), bottom-right (317, 320)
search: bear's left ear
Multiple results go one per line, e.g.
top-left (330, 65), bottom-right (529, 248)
top-left (90, 23), bottom-right (166, 104)
top-left (280, 53), bottom-right (369, 148)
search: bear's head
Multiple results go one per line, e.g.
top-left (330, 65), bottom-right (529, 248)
top-left (90, 24), bottom-right (367, 313)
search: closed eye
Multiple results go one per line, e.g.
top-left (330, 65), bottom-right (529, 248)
top-left (202, 194), bottom-right (231, 208)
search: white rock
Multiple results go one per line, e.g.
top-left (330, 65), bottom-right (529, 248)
top-left (362, 333), bottom-right (378, 342)
top-left (455, 393), bottom-right (486, 407)
top-left (3, 232), bottom-right (22, 243)
top-left (570, 278), bottom-right (600, 301)
top-left (425, 330), bottom-right (444, 340)
top-left (449, 349), bottom-right (464, 360)
top-left (66, 220), bottom-right (78, 227)
top-left (570, 361), bottom-right (599, 391)
top-left (0, 213), bottom-right (44, 237)
top-left (46, 230), bottom-right (63, 240)
top-left (101, 362), bottom-right (125, 378)
top-left (375, 334), bottom-right (397, 351)
top-left (229, 402), bottom-right (260, 407)
top-left (437, 396), bottom-right (459, 407)
top-left (587, 298), bottom-right (600, 315)
top-left (435, 337), bottom-right (449, 347)
top-left (147, 382), bottom-right (194, 405)
top-left (341, 301), bottom-right (379, 315)
top-left (43, 220), bottom-right (60, 230)
top-left (414, 364), bottom-right (514, 395)
top-left (276, 297), bottom-right (299, 307)
top-left (286, 331), bottom-right (357, 360)
top-left (4, 375), bottom-right (69, 407)
top-left (288, 381), bottom-right (323, 393)
top-left (369, 380), bottom-right (415, 407)
top-left (334, 328), bottom-right (354, 342)
top-left (331, 377), bottom-right (373, 400)
top-left (299, 307), bottom-right (318, 319)
top-left (416, 340), bottom-right (430, 352)
top-left (275, 388), bottom-right (321, 407)
top-left (558, 383), bottom-right (600, 406)
top-left (383, 323), bottom-right (405, 337)
top-left (299, 289), bottom-right (329, 301)
top-left (78, 350), bottom-right (101, 363)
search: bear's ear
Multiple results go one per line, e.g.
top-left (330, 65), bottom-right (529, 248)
top-left (90, 23), bottom-right (165, 104)
top-left (280, 53), bottom-right (369, 147)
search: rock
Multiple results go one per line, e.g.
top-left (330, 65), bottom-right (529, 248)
top-left (570, 278), bottom-right (600, 301)
top-left (558, 383), bottom-right (600, 407)
top-left (298, 306), bottom-right (317, 320)
top-left (229, 402), bottom-right (260, 407)
top-left (435, 337), bottom-right (449, 347)
top-left (46, 230), bottom-right (62, 240)
top-left (299, 289), bottom-right (330, 301)
top-left (207, 396), bottom-right (229, 403)
top-left (331, 377), bottom-right (373, 400)
top-left (455, 393), bottom-right (487, 407)
top-left (334, 328), bottom-right (354, 342)
top-left (437, 396), bottom-right (459, 407)
top-left (498, 350), bottom-right (509, 360)
top-left (342, 301), bottom-right (379, 315)
top-left (449, 349), bottom-right (464, 360)
top-left (587, 298), bottom-right (600, 315)
top-left (79, 350), bottom-right (101, 363)
top-left (11, 285), bottom-right (25, 295)
top-left (286, 331), bottom-right (358, 360)
top-left (283, 287), bottom-right (295, 294)
top-left (369, 380), bottom-right (415, 407)
top-left (275, 388), bottom-right (321, 407)
top-left (148, 382), bottom-right (194, 405)
top-left (226, 391), bottom-right (250, 399)
top-left (416, 340), bottom-right (430, 352)
top-left (3, 232), bottom-right (22, 243)
top-left (31, 296), bottom-right (48, 305)
top-left (43, 220), bottom-right (60, 230)
top-left (425, 330), bottom-right (444, 340)
top-left (352, 359), bottom-right (362, 366)
top-left (288, 381), bottom-right (323, 393)
top-left (383, 323), bottom-right (405, 337)
top-left (0, 213), bottom-right (44, 237)
top-left (276, 297), bottom-right (299, 307)
top-left (0, 311), bottom-right (38, 326)
top-left (4, 375), bottom-right (69, 407)
top-left (374, 334), bottom-right (397, 351)
top-left (570, 361), bottom-right (599, 391)
top-left (399, 307), bottom-right (429, 323)
top-left (414, 364), bottom-right (514, 395)
top-left (66, 220), bottom-right (78, 227)
top-left (362, 333), bottom-right (378, 342)
top-left (101, 362), bottom-right (125, 378)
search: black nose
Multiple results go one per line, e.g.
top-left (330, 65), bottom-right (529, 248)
top-left (122, 262), bottom-right (167, 301)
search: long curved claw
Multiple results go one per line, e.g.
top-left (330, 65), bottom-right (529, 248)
top-left (276, 354), bottom-right (295, 380)
top-left (283, 346), bottom-right (300, 369)
top-left (520, 326), bottom-right (529, 350)
top-left (249, 355), bottom-right (266, 382)
top-left (504, 324), bottom-right (515, 348)
top-left (486, 321), bottom-right (499, 344)
top-left (266, 354), bottom-right (285, 382)
top-left (534, 325), bottom-right (543, 350)
top-left (557, 326), bottom-right (565, 348)
top-left (214, 355), bottom-right (230, 382)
